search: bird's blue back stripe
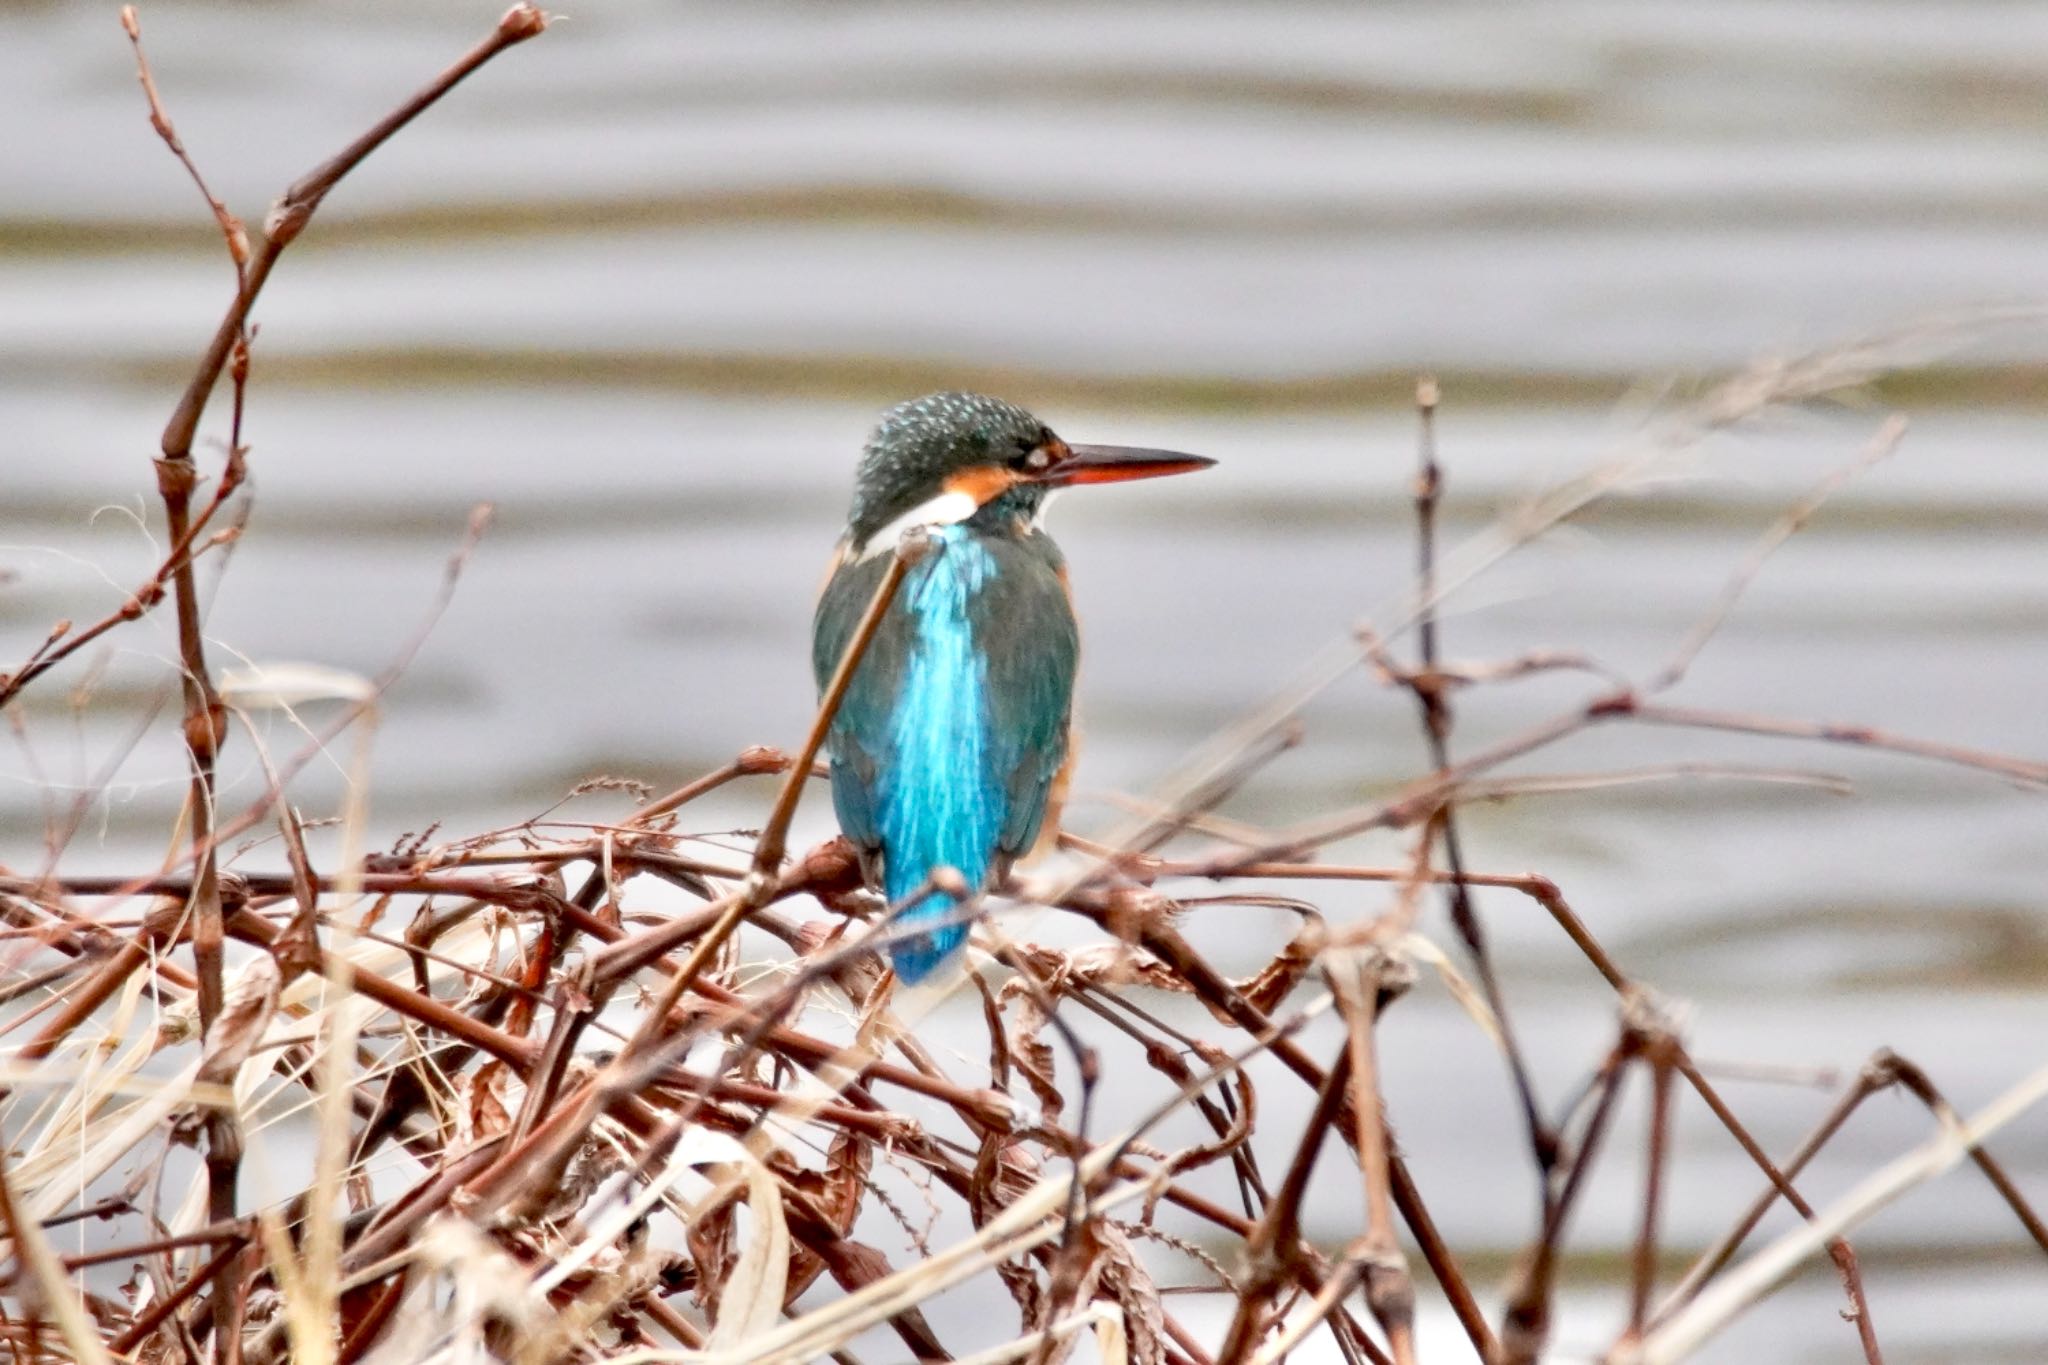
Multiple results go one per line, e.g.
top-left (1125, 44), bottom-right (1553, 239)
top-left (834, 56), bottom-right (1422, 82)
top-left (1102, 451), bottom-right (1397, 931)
top-left (877, 527), bottom-right (1002, 977)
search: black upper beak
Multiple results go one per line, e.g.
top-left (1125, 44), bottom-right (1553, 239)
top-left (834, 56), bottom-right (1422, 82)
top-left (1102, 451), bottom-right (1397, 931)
top-left (1033, 444), bottom-right (1217, 488)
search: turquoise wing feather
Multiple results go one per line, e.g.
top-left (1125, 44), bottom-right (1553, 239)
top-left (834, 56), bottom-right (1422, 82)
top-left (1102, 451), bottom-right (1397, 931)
top-left (812, 527), bottom-right (1077, 981)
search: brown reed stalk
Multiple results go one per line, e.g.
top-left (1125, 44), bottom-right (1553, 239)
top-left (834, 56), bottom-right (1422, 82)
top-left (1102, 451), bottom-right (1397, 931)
top-left (1403, 378), bottom-right (1559, 1190)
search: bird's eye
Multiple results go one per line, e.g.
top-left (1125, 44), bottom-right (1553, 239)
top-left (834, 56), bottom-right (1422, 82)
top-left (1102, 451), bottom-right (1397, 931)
top-left (1016, 440), bottom-right (1058, 473)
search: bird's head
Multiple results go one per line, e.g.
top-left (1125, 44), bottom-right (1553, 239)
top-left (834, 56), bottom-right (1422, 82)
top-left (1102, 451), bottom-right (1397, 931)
top-left (842, 392), bottom-right (1214, 555)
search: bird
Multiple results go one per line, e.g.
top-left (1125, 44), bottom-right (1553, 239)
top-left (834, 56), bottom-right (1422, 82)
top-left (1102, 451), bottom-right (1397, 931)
top-left (812, 392), bottom-right (1214, 984)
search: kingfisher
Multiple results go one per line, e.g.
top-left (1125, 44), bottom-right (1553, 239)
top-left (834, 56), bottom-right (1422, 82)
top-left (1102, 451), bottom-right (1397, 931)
top-left (812, 392), bottom-right (1214, 984)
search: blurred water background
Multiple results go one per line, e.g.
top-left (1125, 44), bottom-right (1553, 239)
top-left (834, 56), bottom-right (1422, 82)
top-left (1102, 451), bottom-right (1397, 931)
top-left (3, 3), bottom-right (2047, 1360)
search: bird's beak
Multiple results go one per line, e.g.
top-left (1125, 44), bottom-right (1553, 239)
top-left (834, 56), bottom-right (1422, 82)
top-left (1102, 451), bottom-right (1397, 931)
top-left (1035, 444), bottom-right (1216, 488)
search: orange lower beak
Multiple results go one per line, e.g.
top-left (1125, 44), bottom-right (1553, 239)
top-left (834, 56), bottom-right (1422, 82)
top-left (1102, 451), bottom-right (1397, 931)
top-left (1039, 444), bottom-right (1217, 487)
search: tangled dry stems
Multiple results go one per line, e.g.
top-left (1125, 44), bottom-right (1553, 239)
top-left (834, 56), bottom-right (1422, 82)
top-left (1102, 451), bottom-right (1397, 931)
top-left (2, 9), bottom-right (2045, 1365)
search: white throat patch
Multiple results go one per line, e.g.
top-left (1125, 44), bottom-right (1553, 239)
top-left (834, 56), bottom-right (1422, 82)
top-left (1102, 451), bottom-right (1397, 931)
top-left (852, 488), bottom-right (980, 562)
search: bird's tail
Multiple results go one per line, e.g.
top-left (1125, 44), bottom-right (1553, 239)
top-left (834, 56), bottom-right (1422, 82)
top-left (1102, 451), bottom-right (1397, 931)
top-left (882, 867), bottom-right (973, 984)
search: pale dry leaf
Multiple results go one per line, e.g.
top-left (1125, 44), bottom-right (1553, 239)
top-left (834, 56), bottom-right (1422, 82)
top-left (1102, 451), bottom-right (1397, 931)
top-left (1009, 941), bottom-right (1191, 997)
top-left (993, 1256), bottom-right (1048, 1339)
top-left (468, 1060), bottom-right (512, 1144)
top-left (533, 1119), bottom-right (707, 1296)
top-left (17, 1018), bottom-right (165, 1173)
top-left (1397, 931), bottom-right (1502, 1047)
top-left (0, 1161), bottom-right (114, 1365)
top-left (724, 1136), bottom-right (1141, 1363)
top-left (1063, 942), bottom-right (1172, 989)
top-left (783, 1129), bottom-right (873, 1305)
top-left (1093, 1222), bottom-right (1164, 1365)
top-left (688, 1183), bottom-right (739, 1319)
top-left (358, 1215), bottom-right (545, 1365)
top-left (195, 950), bottom-right (281, 1086)
top-left (1092, 1304), bottom-right (1132, 1365)
top-left (945, 1305), bottom-right (1115, 1365)
top-left (1235, 913), bottom-right (1323, 1016)
top-left (698, 1129), bottom-right (792, 1350)
top-left (220, 660), bottom-right (375, 708)
top-left (17, 1059), bottom-right (203, 1224)
top-left (1004, 992), bottom-right (1064, 1126)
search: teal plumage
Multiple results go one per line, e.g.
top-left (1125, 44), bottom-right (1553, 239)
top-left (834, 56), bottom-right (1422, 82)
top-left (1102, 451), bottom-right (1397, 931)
top-left (814, 524), bottom-right (1077, 981)
top-left (812, 393), bottom-right (1211, 983)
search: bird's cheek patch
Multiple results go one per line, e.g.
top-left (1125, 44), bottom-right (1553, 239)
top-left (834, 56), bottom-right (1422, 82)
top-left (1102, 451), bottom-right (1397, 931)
top-left (853, 487), bottom-right (983, 562)
top-left (944, 464), bottom-right (1023, 507)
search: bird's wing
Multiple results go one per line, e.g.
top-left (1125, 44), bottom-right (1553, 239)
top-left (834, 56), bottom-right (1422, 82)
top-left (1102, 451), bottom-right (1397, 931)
top-left (812, 532), bottom-right (1078, 881)
top-left (979, 534), bottom-right (1079, 861)
top-left (812, 549), bottom-right (902, 861)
